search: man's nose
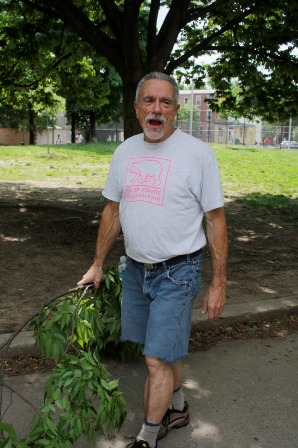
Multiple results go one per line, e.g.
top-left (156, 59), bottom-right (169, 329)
top-left (151, 100), bottom-right (162, 113)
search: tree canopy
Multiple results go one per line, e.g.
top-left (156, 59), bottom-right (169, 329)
top-left (1, 0), bottom-right (297, 138)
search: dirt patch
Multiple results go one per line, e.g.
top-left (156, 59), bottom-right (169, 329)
top-left (3, 313), bottom-right (298, 376)
top-left (0, 181), bottom-right (297, 334)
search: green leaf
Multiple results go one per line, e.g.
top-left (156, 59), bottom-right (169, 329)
top-left (108, 379), bottom-right (119, 390)
top-left (53, 388), bottom-right (61, 401)
top-left (52, 342), bottom-right (61, 363)
top-left (100, 378), bottom-right (111, 390)
top-left (35, 439), bottom-right (51, 446)
top-left (44, 418), bottom-right (58, 436)
top-left (0, 422), bottom-right (17, 438)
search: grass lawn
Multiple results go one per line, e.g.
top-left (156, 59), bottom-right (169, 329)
top-left (0, 142), bottom-right (297, 216)
top-left (0, 142), bottom-right (118, 188)
top-left (212, 144), bottom-right (298, 219)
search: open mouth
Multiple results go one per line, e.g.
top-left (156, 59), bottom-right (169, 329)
top-left (147, 117), bottom-right (165, 128)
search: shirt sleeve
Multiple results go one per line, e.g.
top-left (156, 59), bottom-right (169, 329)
top-left (200, 149), bottom-right (225, 212)
top-left (102, 151), bottom-right (122, 202)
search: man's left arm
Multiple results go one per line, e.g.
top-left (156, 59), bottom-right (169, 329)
top-left (202, 206), bottom-right (228, 320)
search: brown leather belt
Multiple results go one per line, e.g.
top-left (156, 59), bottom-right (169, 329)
top-left (132, 249), bottom-right (203, 270)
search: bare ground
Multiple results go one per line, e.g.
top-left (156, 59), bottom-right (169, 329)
top-left (0, 181), bottom-right (297, 336)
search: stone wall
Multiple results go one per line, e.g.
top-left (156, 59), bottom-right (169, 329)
top-left (0, 128), bottom-right (30, 145)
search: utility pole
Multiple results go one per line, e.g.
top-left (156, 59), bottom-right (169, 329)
top-left (189, 81), bottom-right (194, 136)
top-left (288, 117), bottom-right (292, 150)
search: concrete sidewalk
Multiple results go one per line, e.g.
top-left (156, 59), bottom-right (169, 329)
top-left (2, 329), bottom-right (298, 448)
top-left (1, 295), bottom-right (298, 448)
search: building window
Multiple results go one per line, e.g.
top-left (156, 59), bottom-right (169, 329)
top-left (207, 110), bottom-right (212, 121)
top-left (196, 95), bottom-right (201, 106)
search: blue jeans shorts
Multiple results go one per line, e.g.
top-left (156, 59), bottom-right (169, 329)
top-left (121, 250), bottom-right (202, 364)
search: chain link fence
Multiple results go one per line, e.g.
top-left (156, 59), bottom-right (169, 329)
top-left (92, 121), bottom-right (297, 148)
top-left (29, 121), bottom-right (298, 148)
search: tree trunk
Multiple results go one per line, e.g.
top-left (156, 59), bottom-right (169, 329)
top-left (28, 108), bottom-right (35, 145)
top-left (122, 77), bottom-right (142, 140)
top-left (89, 111), bottom-right (96, 142)
top-left (71, 113), bottom-right (76, 143)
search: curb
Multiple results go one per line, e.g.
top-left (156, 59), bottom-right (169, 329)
top-left (1, 297), bottom-right (298, 357)
top-left (192, 296), bottom-right (298, 330)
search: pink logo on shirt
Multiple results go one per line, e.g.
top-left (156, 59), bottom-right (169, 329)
top-left (123, 157), bottom-right (171, 206)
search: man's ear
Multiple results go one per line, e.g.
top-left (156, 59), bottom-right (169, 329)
top-left (134, 100), bottom-right (139, 118)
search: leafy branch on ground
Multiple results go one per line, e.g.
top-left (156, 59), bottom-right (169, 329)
top-left (0, 268), bottom-right (141, 447)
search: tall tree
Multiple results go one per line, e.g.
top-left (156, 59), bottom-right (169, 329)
top-left (0, 2), bottom-right (121, 142)
top-left (2, 0), bottom-right (298, 138)
top-left (0, 80), bottom-right (64, 143)
top-left (58, 57), bottom-right (122, 142)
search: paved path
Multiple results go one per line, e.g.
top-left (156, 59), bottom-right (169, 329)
top-left (2, 331), bottom-right (298, 448)
top-left (1, 295), bottom-right (298, 447)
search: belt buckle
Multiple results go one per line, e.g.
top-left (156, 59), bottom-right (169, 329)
top-left (144, 263), bottom-right (155, 270)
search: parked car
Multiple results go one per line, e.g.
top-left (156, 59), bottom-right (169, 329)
top-left (280, 140), bottom-right (298, 149)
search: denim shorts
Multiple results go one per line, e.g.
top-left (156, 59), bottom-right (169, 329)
top-left (121, 251), bottom-right (202, 364)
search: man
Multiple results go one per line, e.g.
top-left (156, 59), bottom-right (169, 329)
top-left (75, 132), bottom-right (83, 143)
top-left (78, 72), bottom-right (228, 448)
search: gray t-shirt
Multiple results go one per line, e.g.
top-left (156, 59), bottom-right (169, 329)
top-left (102, 128), bottom-right (224, 263)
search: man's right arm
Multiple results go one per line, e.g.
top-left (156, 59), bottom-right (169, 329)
top-left (77, 200), bottom-right (120, 289)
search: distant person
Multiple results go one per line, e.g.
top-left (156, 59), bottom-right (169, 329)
top-left (264, 137), bottom-right (269, 148)
top-left (56, 134), bottom-right (62, 144)
top-left (75, 132), bottom-right (83, 143)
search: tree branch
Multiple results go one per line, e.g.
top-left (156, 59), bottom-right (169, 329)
top-left (165, 3), bottom-right (264, 73)
top-left (166, 43), bottom-right (297, 74)
top-left (19, 0), bottom-right (123, 72)
top-left (120, 0), bottom-right (144, 78)
top-left (149, 0), bottom-right (191, 72)
top-left (146, 0), bottom-right (160, 63)
top-left (184, 0), bottom-right (239, 25)
top-left (98, 0), bottom-right (123, 41)
top-left (207, 45), bottom-right (298, 65)
top-left (0, 285), bottom-right (93, 422)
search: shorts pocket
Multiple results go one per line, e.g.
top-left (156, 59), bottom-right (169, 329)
top-left (166, 263), bottom-right (192, 294)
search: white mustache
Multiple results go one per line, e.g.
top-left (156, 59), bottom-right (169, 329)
top-left (145, 114), bottom-right (166, 124)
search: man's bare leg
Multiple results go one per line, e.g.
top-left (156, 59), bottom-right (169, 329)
top-left (171, 360), bottom-right (183, 392)
top-left (134, 357), bottom-right (174, 446)
top-left (143, 356), bottom-right (175, 422)
top-left (144, 358), bottom-right (182, 414)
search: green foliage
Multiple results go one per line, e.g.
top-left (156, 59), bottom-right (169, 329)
top-left (24, 349), bottom-right (126, 446)
top-left (31, 267), bottom-right (141, 361)
top-left (1, 1), bottom-right (298, 137)
top-left (177, 103), bottom-right (200, 122)
top-left (0, 268), bottom-right (141, 447)
top-left (0, 422), bottom-right (28, 447)
top-left (62, 59), bottom-right (123, 128)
